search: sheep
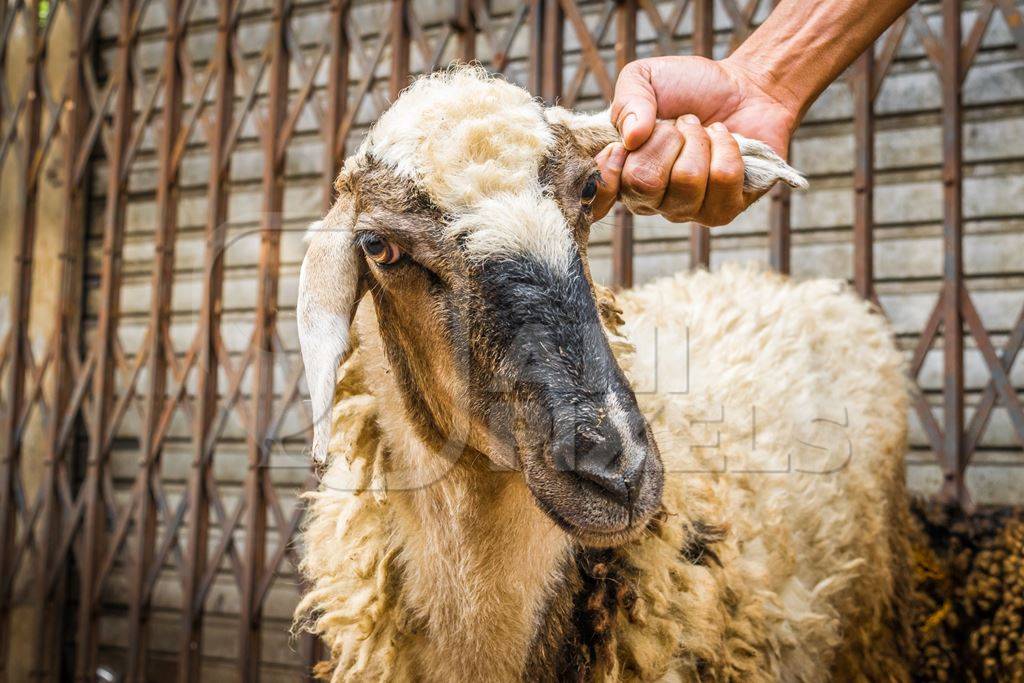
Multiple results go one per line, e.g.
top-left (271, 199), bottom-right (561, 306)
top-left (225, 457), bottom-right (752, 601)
top-left (293, 66), bottom-right (914, 682)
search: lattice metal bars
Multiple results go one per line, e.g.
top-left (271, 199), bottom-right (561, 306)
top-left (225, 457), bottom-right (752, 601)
top-left (74, 0), bottom-right (135, 677)
top-left (0, 0), bottom-right (44, 671)
top-left (0, 0), bottom-right (1020, 679)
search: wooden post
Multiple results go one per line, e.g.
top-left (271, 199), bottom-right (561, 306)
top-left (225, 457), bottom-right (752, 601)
top-left (939, 0), bottom-right (966, 507)
top-left (852, 49), bottom-right (875, 300)
top-left (457, 0), bottom-right (476, 62)
top-left (612, 0), bottom-right (636, 289)
top-left (767, 0), bottom-right (791, 273)
top-left (528, 0), bottom-right (544, 95)
top-left (768, 186), bottom-right (791, 274)
top-left (32, 1), bottom-right (91, 677)
top-left (542, 0), bottom-right (563, 104)
top-left (389, 0), bottom-right (409, 100)
top-left (689, 0), bottom-right (712, 270)
top-left (324, 0), bottom-right (350, 211)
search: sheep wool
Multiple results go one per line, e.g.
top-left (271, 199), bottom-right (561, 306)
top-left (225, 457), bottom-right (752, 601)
top-left (296, 265), bottom-right (917, 682)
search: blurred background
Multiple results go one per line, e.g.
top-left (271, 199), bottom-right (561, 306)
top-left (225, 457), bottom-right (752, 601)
top-left (0, 0), bottom-right (1022, 680)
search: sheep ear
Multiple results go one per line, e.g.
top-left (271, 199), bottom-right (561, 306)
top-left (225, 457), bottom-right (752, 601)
top-left (732, 134), bottom-right (808, 191)
top-left (545, 106), bottom-right (620, 158)
top-left (298, 200), bottom-right (362, 464)
top-left (546, 106), bottom-right (808, 191)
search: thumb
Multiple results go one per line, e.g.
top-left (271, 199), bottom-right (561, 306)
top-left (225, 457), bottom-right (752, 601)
top-left (592, 143), bottom-right (626, 221)
top-left (611, 62), bottom-right (657, 151)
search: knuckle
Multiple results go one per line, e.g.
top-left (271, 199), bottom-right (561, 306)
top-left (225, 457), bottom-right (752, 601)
top-left (711, 162), bottom-right (744, 186)
top-left (677, 115), bottom-right (703, 131)
top-left (625, 165), bottom-right (665, 195)
top-left (683, 125), bottom-right (710, 144)
top-left (621, 60), bottom-right (641, 78)
top-left (688, 122), bottom-right (712, 137)
top-left (665, 189), bottom-right (702, 218)
top-left (622, 59), bottom-right (651, 80)
top-left (708, 124), bottom-right (733, 141)
top-left (672, 166), bottom-right (706, 193)
top-left (662, 125), bottom-right (684, 145)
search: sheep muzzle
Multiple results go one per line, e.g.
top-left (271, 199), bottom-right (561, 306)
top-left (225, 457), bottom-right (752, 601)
top-left (474, 256), bottom-right (665, 546)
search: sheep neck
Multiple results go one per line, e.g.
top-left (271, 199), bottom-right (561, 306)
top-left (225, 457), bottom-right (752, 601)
top-left (381, 408), bottom-right (574, 680)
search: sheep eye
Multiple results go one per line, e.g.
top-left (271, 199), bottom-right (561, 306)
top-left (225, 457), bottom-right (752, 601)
top-left (581, 175), bottom-right (599, 206)
top-left (361, 235), bottom-right (403, 266)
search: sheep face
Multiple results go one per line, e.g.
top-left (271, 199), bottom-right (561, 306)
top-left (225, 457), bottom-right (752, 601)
top-left (298, 68), bottom-right (802, 547)
top-left (347, 157), bottom-right (666, 548)
top-left (298, 69), bottom-right (663, 546)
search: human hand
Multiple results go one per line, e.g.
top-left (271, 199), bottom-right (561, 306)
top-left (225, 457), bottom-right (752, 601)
top-left (592, 56), bottom-right (800, 225)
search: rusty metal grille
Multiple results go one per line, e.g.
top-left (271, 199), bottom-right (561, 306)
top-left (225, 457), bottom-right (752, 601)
top-left (0, 0), bottom-right (1022, 679)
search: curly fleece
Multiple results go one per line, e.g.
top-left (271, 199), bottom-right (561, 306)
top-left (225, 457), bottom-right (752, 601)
top-left (295, 265), bottom-right (914, 682)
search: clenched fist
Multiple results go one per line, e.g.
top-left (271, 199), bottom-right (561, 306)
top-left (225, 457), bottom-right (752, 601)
top-left (591, 56), bottom-right (798, 225)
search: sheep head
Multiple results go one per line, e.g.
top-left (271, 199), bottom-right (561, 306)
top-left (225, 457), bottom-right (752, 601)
top-left (298, 66), bottom-right (804, 547)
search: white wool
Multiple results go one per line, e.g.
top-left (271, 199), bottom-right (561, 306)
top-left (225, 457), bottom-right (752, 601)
top-left (298, 266), bottom-right (913, 682)
top-left (297, 68), bottom-right (904, 682)
top-left (615, 266), bottom-right (910, 681)
top-left (365, 66), bottom-right (553, 210)
top-left (450, 192), bottom-right (574, 272)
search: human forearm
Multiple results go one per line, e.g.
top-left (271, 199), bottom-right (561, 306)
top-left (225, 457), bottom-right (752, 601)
top-left (726, 0), bottom-right (916, 124)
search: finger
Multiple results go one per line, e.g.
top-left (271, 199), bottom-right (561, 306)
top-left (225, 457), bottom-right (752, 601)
top-left (657, 114), bottom-right (711, 222)
top-left (592, 143), bottom-right (626, 221)
top-left (697, 122), bottom-right (746, 227)
top-left (620, 121), bottom-right (684, 215)
top-left (610, 61), bottom-right (657, 151)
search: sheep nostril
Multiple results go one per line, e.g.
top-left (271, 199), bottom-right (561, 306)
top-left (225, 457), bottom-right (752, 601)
top-left (634, 423), bottom-right (648, 443)
top-left (623, 455), bottom-right (647, 501)
top-left (574, 460), bottom-right (630, 507)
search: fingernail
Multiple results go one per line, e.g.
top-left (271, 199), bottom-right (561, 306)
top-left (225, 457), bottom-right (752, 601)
top-left (681, 114), bottom-right (700, 125)
top-left (608, 143), bottom-right (627, 170)
top-left (595, 143), bottom-right (613, 162)
top-left (710, 122), bottom-right (727, 134)
top-left (621, 112), bottom-right (638, 137)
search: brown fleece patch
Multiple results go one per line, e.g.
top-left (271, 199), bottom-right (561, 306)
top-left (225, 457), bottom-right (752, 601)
top-left (681, 520), bottom-right (728, 568)
top-left (349, 155), bottom-right (442, 218)
top-left (525, 511), bottom-right (727, 682)
top-left (539, 124), bottom-right (600, 237)
top-left (524, 547), bottom-right (640, 682)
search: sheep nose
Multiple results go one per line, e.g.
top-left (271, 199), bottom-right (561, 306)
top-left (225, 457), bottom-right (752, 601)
top-left (573, 432), bottom-right (647, 507)
top-left (575, 459), bottom-right (629, 505)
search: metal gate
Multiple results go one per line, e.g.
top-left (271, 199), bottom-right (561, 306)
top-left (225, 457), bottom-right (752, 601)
top-left (1, 0), bottom-right (1023, 679)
